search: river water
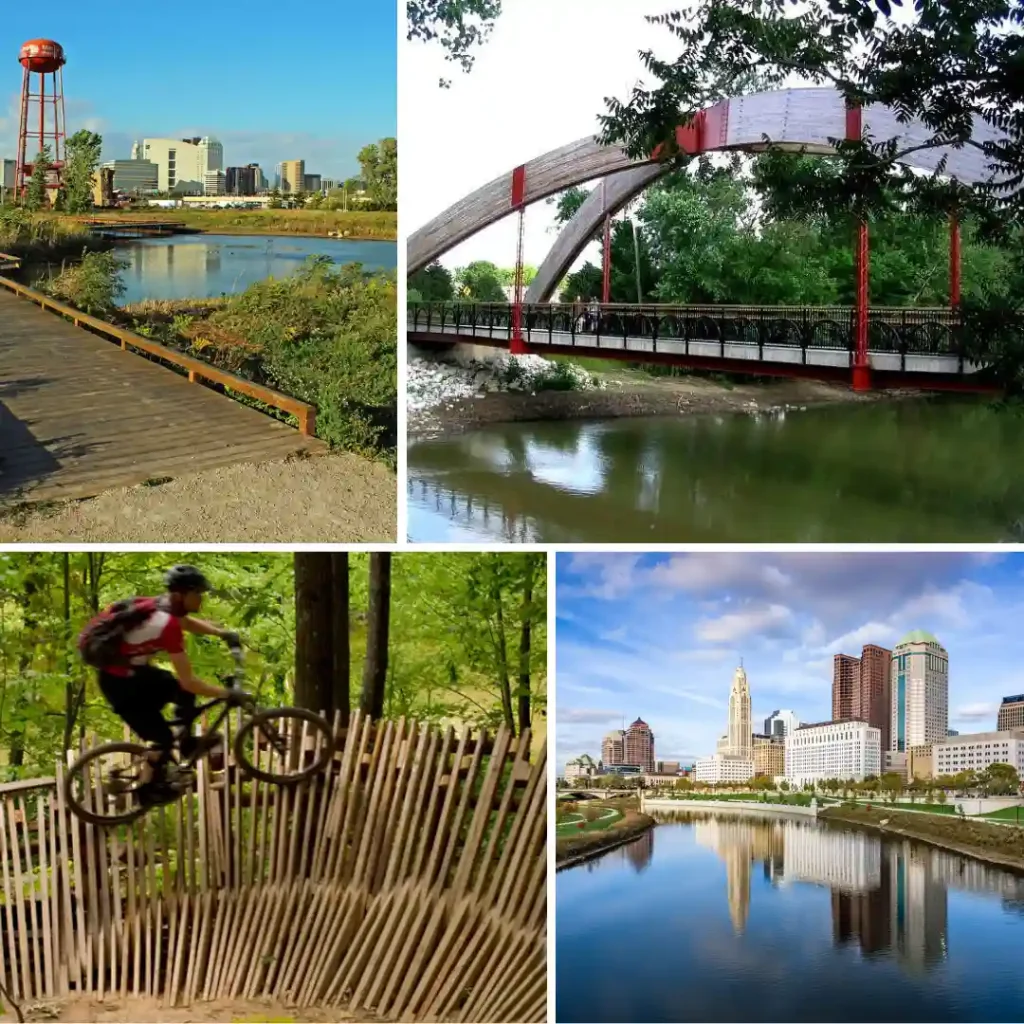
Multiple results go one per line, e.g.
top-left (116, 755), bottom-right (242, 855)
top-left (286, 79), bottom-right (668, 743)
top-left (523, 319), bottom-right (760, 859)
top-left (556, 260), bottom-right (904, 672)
top-left (557, 810), bottom-right (1024, 1023)
top-left (116, 234), bottom-right (397, 304)
top-left (407, 399), bottom-right (1024, 542)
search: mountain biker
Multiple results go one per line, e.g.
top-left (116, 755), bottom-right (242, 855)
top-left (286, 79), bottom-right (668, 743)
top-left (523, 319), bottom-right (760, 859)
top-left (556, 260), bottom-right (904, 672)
top-left (80, 564), bottom-right (251, 806)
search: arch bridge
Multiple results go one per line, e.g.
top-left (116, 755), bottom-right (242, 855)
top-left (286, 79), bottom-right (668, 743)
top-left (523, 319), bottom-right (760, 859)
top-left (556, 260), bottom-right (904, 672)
top-left (409, 87), bottom-right (1004, 391)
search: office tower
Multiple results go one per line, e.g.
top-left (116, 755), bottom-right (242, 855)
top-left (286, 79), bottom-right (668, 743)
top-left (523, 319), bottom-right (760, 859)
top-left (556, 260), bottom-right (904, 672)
top-left (727, 664), bottom-right (752, 760)
top-left (624, 718), bottom-right (655, 773)
top-left (764, 709), bottom-right (799, 737)
top-left (998, 694), bottom-right (1024, 731)
top-left (833, 654), bottom-right (860, 720)
top-left (280, 159), bottom-right (305, 193)
top-left (891, 631), bottom-right (949, 752)
top-left (601, 730), bottom-right (624, 766)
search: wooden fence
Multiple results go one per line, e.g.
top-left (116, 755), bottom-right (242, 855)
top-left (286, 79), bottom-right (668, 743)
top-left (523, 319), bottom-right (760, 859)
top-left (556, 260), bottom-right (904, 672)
top-left (0, 712), bottom-right (547, 1022)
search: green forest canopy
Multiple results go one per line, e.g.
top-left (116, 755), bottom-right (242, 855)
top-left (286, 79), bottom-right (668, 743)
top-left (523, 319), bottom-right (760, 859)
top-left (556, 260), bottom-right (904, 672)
top-left (0, 551), bottom-right (546, 780)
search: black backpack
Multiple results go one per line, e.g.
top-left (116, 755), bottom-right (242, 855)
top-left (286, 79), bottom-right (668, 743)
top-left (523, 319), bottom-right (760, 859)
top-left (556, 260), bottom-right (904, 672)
top-left (78, 597), bottom-right (158, 668)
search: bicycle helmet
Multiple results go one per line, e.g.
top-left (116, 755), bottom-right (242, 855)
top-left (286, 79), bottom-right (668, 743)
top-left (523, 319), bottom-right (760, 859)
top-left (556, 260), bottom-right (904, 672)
top-left (164, 564), bottom-right (210, 593)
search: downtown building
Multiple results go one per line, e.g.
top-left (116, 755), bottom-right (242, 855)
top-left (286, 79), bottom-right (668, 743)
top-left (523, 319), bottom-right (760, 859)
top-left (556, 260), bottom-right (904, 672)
top-left (753, 734), bottom-right (786, 778)
top-left (785, 720), bottom-right (882, 786)
top-left (998, 694), bottom-right (1024, 731)
top-left (624, 718), bottom-right (655, 773)
top-left (833, 643), bottom-right (892, 751)
top-left (932, 729), bottom-right (1024, 776)
top-left (764, 709), bottom-right (800, 738)
top-left (693, 755), bottom-right (755, 785)
top-left (132, 136), bottom-right (223, 194)
top-left (727, 664), bottom-right (753, 759)
top-left (601, 730), bottom-right (624, 765)
top-left (891, 631), bottom-right (949, 753)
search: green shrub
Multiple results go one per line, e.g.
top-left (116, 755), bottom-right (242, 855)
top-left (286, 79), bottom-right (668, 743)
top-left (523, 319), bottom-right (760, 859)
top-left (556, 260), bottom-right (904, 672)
top-left (44, 249), bottom-right (128, 314)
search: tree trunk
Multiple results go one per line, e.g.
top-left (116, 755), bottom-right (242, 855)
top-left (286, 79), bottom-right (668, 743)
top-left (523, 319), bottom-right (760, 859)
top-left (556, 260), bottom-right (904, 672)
top-left (293, 553), bottom-right (334, 715)
top-left (331, 553), bottom-right (350, 726)
top-left (62, 553), bottom-right (77, 755)
top-left (360, 554), bottom-right (391, 720)
top-left (10, 558), bottom-right (40, 768)
top-left (492, 570), bottom-right (515, 736)
top-left (517, 556), bottom-right (536, 735)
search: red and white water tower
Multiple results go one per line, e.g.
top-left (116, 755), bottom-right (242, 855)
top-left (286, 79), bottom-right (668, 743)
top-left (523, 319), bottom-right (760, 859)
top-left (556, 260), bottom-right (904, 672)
top-left (14, 39), bottom-right (68, 200)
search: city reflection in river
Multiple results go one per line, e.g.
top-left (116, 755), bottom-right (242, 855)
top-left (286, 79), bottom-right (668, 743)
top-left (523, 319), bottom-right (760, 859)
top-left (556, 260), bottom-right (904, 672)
top-left (408, 400), bottom-right (1024, 542)
top-left (558, 810), bottom-right (1024, 1022)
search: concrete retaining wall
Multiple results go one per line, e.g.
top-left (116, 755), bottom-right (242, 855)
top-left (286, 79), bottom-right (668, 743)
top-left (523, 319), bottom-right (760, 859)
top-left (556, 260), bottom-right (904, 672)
top-left (643, 797), bottom-right (819, 818)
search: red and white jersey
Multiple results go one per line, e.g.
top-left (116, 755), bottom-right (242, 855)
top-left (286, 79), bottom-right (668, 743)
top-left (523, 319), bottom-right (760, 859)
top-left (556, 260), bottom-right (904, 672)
top-left (105, 602), bottom-right (185, 677)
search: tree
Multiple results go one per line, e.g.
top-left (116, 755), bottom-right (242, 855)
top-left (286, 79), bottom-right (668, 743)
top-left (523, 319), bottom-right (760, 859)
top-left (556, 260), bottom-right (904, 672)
top-left (360, 553), bottom-right (392, 719)
top-left (406, 0), bottom-right (502, 83)
top-left (979, 762), bottom-right (1019, 796)
top-left (455, 260), bottom-right (506, 302)
top-left (62, 129), bottom-right (103, 214)
top-left (293, 553), bottom-right (335, 715)
top-left (409, 262), bottom-right (456, 302)
top-left (24, 148), bottom-right (51, 211)
top-left (268, 188), bottom-right (283, 209)
top-left (599, 0), bottom-right (1024, 227)
top-left (357, 139), bottom-right (397, 211)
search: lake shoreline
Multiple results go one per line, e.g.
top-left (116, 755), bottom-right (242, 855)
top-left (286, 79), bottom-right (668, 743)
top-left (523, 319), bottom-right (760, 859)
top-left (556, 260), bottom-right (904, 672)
top-left (820, 805), bottom-right (1024, 875)
top-left (408, 370), bottom-right (925, 439)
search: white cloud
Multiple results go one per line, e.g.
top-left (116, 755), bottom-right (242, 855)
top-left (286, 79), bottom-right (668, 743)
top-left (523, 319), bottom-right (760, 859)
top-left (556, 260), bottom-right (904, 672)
top-left (954, 702), bottom-right (1000, 722)
top-left (558, 708), bottom-right (624, 724)
top-left (697, 604), bottom-right (793, 644)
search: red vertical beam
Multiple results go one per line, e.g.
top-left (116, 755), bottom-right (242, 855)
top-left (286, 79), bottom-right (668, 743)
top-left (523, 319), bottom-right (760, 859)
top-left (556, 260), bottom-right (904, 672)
top-left (15, 67), bottom-right (29, 195)
top-left (949, 211), bottom-right (961, 309)
top-left (510, 164), bottom-right (527, 355)
top-left (847, 104), bottom-right (871, 392)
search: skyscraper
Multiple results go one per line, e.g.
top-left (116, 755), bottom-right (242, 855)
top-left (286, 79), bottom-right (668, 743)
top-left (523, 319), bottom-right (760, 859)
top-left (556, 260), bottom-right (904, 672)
top-left (833, 654), bottom-right (860, 720)
top-left (858, 644), bottom-right (893, 751)
top-left (624, 718), bottom-right (655, 772)
top-left (728, 664), bottom-right (752, 760)
top-left (764, 709), bottom-right (800, 737)
top-left (601, 730), bottom-right (625, 766)
top-left (891, 631), bottom-right (949, 752)
top-left (280, 159), bottom-right (306, 193)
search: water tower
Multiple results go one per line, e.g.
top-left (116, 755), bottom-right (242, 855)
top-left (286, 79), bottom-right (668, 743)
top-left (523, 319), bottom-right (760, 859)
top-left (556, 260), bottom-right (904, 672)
top-left (14, 39), bottom-right (67, 200)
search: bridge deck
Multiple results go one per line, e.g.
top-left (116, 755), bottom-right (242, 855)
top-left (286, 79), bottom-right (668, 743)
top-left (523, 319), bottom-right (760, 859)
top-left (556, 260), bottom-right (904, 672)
top-left (0, 288), bottom-right (326, 503)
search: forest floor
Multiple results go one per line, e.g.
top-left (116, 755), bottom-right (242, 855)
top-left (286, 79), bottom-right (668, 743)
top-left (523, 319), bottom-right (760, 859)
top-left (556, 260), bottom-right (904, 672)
top-left (6, 996), bottom-right (381, 1022)
top-left (0, 455), bottom-right (397, 542)
top-left (409, 352), bottom-right (919, 436)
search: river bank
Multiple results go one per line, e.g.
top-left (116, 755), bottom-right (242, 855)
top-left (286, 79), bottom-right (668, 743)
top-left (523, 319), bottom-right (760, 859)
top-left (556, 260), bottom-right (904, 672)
top-left (556, 805), bottom-right (656, 870)
top-left (408, 348), bottom-right (922, 437)
top-left (820, 805), bottom-right (1024, 874)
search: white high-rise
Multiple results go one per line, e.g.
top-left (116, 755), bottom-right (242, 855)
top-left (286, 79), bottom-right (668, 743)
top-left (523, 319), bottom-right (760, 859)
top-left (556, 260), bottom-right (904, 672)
top-left (891, 631), bottom-right (949, 753)
top-left (133, 135), bottom-right (224, 194)
top-left (785, 720), bottom-right (881, 785)
top-left (764, 709), bottom-right (800, 738)
top-left (727, 664), bottom-right (752, 760)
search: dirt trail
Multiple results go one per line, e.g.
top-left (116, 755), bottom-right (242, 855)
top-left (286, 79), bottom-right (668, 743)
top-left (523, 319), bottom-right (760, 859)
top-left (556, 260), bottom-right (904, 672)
top-left (7, 996), bottom-right (378, 1022)
top-left (0, 455), bottom-right (396, 542)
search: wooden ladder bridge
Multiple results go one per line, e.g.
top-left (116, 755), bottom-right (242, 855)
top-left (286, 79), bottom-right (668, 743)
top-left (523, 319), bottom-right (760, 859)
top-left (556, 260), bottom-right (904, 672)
top-left (0, 276), bottom-right (325, 504)
top-left (0, 714), bottom-right (547, 1021)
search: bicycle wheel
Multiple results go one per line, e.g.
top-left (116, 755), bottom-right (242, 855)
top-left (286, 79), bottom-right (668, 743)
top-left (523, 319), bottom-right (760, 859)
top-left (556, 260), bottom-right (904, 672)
top-left (64, 742), bottom-right (150, 827)
top-left (233, 707), bottom-right (334, 785)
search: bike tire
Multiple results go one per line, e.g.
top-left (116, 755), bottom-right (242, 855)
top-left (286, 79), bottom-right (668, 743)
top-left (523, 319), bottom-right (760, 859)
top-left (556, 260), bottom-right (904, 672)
top-left (233, 707), bottom-right (335, 785)
top-left (64, 741), bottom-right (150, 827)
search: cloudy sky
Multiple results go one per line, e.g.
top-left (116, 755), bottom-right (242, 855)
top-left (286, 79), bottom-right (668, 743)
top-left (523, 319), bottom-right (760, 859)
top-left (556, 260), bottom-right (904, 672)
top-left (404, 0), bottom-right (679, 271)
top-left (2, 4), bottom-right (395, 180)
top-left (556, 552), bottom-right (1023, 768)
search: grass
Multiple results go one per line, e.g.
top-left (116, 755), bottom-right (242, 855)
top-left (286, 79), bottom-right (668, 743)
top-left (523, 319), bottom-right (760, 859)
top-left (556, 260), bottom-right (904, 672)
top-left (555, 806), bottom-right (623, 834)
top-left (77, 207), bottom-right (397, 240)
top-left (861, 800), bottom-right (956, 814)
top-left (980, 806), bottom-right (1024, 822)
top-left (0, 208), bottom-right (106, 265)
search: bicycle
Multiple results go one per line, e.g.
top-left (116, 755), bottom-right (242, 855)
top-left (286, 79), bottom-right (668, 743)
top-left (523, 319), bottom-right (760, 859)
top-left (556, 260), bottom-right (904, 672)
top-left (63, 647), bottom-right (335, 827)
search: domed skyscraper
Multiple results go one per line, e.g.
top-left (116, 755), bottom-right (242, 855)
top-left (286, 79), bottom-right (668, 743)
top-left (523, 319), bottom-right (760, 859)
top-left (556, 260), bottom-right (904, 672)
top-left (891, 630), bottom-right (949, 751)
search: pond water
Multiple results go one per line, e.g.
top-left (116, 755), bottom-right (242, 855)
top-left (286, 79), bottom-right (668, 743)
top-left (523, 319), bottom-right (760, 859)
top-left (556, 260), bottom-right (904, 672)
top-left (115, 233), bottom-right (396, 304)
top-left (557, 810), bottom-right (1024, 1023)
top-left (407, 399), bottom-right (1024, 542)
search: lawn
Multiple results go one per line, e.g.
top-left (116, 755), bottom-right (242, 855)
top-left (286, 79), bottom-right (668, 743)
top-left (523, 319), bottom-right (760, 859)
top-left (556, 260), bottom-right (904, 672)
top-left (858, 801), bottom-right (956, 814)
top-left (555, 806), bottom-right (623, 834)
top-left (979, 806), bottom-right (1024, 822)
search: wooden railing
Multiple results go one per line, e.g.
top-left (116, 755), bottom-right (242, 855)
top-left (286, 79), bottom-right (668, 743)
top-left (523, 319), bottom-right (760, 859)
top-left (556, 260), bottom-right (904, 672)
top-left (0, 276), bottom-right (317, 436)
top-left (0, 713), bottom-right (547, 1021)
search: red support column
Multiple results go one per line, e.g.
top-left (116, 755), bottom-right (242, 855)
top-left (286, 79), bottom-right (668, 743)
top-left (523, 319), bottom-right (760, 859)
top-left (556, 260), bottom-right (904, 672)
top-left (852, 221), bottom-right (871, 391)
top-left (846, 102), bottom-right (871, 391)
top-left (949, 211), bottom-right (961, 309)
top-left (510, 164), bottom-right (527, 355)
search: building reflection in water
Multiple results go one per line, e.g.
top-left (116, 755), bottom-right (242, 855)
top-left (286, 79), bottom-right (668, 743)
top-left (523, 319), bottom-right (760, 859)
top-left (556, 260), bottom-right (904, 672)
top-left (581, 828), bottom-right (655, 877)
top-left (660, 809), bottom-right (1024, 974)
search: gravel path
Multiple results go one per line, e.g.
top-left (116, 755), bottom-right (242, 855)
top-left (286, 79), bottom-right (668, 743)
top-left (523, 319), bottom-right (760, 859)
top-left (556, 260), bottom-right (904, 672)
top-left (13, 996), bottom-right (378, 1021)
top-left (0, 453), bottom-right (396, 542)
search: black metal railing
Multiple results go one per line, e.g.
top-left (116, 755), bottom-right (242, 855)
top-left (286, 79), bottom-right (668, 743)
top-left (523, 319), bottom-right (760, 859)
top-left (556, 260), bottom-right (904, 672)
top-left (407, 302), bottom-right (968, 358)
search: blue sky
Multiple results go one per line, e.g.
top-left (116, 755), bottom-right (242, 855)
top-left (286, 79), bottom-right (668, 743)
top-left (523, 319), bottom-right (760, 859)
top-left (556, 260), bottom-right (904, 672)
top-left (557, 552), bottom-right (1024, 768)
top-left (2, 3), bottom-right (395, 178)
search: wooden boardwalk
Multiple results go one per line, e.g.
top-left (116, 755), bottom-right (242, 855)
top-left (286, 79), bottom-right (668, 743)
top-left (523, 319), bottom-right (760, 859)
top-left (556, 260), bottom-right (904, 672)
top-left (0, 287), bottom-right (326, 503)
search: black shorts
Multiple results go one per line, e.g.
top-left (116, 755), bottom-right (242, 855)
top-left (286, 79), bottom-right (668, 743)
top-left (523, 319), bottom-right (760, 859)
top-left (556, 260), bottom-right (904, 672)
top-left (97, 664), bottom-right (196, 749)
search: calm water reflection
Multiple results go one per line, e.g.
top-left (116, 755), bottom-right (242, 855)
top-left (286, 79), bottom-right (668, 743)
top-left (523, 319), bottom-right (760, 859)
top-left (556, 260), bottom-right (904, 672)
top-left (407, 401), bottom-right (1024, 542)
top-left (116, 234), bottom-right (396, 304)
top-left (557, 810), bottom-right (1024, 1022)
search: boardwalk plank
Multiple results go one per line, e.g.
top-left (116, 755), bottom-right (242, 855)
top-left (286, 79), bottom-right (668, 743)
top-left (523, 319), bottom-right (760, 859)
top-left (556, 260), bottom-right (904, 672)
top-left (0, 289), bottom-right (326, 502)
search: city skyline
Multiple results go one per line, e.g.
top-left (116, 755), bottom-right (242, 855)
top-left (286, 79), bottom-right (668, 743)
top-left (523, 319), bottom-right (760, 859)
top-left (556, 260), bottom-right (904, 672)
top-left (556, 552), bottom-right (1023, 767)
top-left (1, 7), bottom-right (395, 180)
